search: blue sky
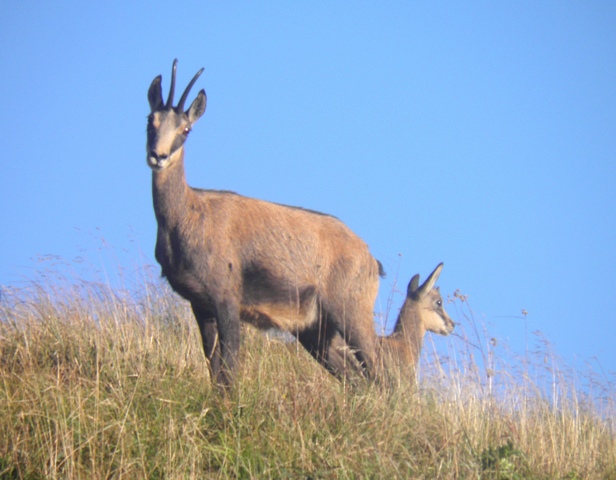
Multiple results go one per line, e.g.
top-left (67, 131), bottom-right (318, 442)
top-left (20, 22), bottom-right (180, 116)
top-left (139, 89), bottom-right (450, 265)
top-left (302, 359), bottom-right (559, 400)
top-left (1, 2), bottom-right (615, 378)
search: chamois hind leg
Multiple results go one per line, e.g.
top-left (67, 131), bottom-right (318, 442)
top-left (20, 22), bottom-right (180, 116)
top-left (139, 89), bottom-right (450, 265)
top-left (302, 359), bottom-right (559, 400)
top-left (329, 300), bottom-right (378, 381)
top-left (297, 326), bottom-right (330, 373)
top-left (297, 314), bottom-right (361, 380)
top-left (296, 317), bottom-right (341, 378)
top-left (326, 331), bottom-right (364, 377)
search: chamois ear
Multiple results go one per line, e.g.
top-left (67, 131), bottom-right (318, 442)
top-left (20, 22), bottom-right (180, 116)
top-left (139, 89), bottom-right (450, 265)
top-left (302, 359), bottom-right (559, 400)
top-left (408, 263), bottom-right (444, 299)
top-left (187, 89), bottom-right (207, 123)
top-left (420, 263), bottom-right (444, 296)
top-left (148, 75), bottom-right (164, 112)
top-left (407, 274), bottom-right (420, 297)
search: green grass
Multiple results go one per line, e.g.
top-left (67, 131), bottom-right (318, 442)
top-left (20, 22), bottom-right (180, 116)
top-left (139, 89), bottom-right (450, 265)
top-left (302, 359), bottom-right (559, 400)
top-left (0, 263), bottom-right (614, 479)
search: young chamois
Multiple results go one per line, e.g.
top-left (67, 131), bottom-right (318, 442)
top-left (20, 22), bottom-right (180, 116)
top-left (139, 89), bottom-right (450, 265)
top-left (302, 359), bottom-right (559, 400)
top-left (329, 263), bottom-right (454, 381)
top-left (380, 262), bottom-right (454, 379)
top-left (146, 59), bottom-right (383, 388)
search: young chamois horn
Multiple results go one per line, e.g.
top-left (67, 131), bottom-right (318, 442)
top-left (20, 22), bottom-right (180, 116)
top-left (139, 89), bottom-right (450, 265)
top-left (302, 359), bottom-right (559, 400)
top-left (329, 263), bottom-right (454, 381)
top-left (146, 59), bottom-right (383, 388)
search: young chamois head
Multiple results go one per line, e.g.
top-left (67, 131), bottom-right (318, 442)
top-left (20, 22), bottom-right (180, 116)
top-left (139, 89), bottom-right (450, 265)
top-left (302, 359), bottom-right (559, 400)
top-left (383, 263), bottom-right (455, 371)
top-left (146, 59), bottom-right (207, 171)
top-left (403, 262), bottom-right (454, 336)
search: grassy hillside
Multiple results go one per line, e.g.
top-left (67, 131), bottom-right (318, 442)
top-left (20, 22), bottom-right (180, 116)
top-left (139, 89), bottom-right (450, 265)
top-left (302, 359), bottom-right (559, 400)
top-left (0, 264), bottom-right (614, 479)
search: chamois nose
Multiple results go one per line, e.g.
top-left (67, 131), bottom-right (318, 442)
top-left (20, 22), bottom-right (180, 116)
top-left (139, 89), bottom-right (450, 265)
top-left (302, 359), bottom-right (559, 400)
top-left (148, 151), bottom-right (168, 169)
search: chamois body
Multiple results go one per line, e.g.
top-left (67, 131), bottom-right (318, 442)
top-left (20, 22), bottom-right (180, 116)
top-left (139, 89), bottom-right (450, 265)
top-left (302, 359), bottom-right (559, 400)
top-left (330, 263), bottom-right (454, 380)
top-left (147, 60), bottom-right (382, 387)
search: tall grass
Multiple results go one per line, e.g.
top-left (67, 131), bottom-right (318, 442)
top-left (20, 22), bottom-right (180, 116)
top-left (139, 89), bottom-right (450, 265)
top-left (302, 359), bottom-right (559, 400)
top-left (0, 260), bottom-right (614, 479)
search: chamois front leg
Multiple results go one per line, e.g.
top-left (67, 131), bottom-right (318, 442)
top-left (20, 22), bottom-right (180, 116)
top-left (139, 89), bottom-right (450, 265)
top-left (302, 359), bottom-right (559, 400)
top-left (215, 301), bottom-right (242, 388)
top-left (191, 304), bottom-right (222, 385)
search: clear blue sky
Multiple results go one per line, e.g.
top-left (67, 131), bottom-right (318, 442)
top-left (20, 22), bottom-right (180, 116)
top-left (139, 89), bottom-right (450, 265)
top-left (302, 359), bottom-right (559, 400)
top-left (1, 2), bottom-right (615, 378)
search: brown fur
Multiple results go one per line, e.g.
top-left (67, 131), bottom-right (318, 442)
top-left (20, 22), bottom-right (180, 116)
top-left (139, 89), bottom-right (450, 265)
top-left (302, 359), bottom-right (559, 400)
top-left (146, 60), bottom-right (382, 388)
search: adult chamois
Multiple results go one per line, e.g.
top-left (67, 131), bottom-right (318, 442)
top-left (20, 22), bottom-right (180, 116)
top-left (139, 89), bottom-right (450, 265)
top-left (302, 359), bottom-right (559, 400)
top-left (329, 263), bottom-right (455, 381)
top-left (146, 59), bottom-right (383, 388)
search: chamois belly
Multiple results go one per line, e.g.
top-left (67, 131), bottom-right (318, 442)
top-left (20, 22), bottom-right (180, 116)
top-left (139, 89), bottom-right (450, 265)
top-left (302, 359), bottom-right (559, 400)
top-left (240, 263), bottom-right (320, 332)
top-left (240, 285), bottom-right (318, 333)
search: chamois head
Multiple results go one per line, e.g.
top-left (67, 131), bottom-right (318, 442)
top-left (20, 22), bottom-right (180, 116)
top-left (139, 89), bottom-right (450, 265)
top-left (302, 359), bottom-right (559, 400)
top-left (146, 59), bottom-right (207, 171)
top-left (405, 262), bottom-right (455, 336)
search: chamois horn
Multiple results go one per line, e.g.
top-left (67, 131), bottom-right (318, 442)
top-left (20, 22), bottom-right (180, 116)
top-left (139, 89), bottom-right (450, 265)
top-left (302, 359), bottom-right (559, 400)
top-left (177, 65), bottom-right (204, 112)
top-left (165, 59), bottom-right (178, 109)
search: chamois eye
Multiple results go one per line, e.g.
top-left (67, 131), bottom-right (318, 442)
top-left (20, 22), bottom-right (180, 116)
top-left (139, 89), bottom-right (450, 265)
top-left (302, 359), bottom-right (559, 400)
top-left (437, 300), bottom-right (442, 307)
top-left (183, 127), bottom-right (191, 136)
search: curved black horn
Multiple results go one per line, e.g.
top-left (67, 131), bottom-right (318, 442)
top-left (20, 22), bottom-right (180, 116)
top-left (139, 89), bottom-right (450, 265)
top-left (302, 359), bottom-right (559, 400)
top-left (166, 59), bottom-right (178, 109)
top-left (177, 67), bottom-right (205, 112)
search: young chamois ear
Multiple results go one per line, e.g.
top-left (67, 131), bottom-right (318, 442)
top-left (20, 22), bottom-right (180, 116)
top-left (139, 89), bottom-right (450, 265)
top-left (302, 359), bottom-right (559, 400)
top-left (146, 59), bottom-right (383, 389)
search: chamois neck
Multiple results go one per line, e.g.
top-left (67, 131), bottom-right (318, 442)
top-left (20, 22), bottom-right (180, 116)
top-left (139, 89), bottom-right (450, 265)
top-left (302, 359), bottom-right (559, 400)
top-left (390, 302), bottom-right (425, 359)
top-left (151, 148), bottom-right (193, 224)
